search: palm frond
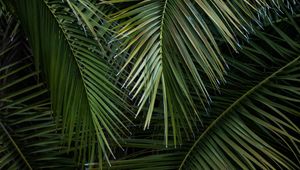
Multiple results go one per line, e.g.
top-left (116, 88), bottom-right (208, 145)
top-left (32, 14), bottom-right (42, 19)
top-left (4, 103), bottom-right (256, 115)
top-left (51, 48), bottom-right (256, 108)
top-left (106, 0), bottom-right (297, 145)
top-left (180, 9), bottom-right (300, 169)
top-left (0, 11), bottom-right (75, 168)
top-left (2, 0), bottom-right (300, 169)
top-left (13, 0), bottom-right (131, 165)
top-left (91, 5), bottom-right (300, 169)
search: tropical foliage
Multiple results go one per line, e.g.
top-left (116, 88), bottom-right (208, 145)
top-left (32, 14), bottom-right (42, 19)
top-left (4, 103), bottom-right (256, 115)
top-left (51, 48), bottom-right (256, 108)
top-left (1, 0), bottom-right (300, 169)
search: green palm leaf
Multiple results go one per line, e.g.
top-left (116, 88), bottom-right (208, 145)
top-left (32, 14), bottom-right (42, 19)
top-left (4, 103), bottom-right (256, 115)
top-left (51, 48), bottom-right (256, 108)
top-left (2, 0), bottom-right (300, 169)
top-left (13, 0), bottom-right (131, 164)
top-left (86, 5), bottom-right (300, 169)
top-left (107, 0), bottom-right (294, 145)
top-left (0, 12), bottom-right (75, 168)
top-left (180, 11), bottom-right (300, 169)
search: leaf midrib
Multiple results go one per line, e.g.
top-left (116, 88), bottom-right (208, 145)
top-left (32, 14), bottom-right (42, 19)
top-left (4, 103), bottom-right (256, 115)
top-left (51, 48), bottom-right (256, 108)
top-left (159, 0), bottom-right (168, 55)
top-left (179, 55), bottom-right (300, 169)
top-left (42, 1), bottom-right (89, 96)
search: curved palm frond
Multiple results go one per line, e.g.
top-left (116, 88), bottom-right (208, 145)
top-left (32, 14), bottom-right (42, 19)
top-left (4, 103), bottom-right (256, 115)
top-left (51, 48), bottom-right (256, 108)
top-left (2, 0), bottom-right (300, 169)
top-left (13, 0), bottom-right (132, 165)
top-left (0, 12), bottom-right (75, 169)
top-left (107, 0), bottom-right (295, 145)
top-left (179, 9), bottom-right (300, 169)
top-left (86, 4), bottom-right (300, 169)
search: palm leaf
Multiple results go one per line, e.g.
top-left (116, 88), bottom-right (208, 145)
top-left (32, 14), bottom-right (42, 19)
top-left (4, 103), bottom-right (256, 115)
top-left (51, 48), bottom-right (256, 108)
top-left (0, 11), bottom-right (75, 168)
top-left (89, 5), bottom-right (300, 169)
top-left (2, 0), bottom-right (300, 169)
top-left (13, 0), bottom-right (131, 165)
top-left (179, 9), bottom-right (300, 169)
top-left (107, 0), bottom-right (295, 145)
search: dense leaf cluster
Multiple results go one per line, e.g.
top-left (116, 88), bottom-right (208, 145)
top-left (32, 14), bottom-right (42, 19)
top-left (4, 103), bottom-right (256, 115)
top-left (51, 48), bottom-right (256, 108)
top-left (1, 0), bottom-right (300, 169)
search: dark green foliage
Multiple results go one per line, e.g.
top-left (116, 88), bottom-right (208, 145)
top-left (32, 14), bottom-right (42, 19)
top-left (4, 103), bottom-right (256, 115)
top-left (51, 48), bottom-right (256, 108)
top-left (0, 9), bottom-right (75, 169)
top-left (1, 0), bottom-right (300, 169)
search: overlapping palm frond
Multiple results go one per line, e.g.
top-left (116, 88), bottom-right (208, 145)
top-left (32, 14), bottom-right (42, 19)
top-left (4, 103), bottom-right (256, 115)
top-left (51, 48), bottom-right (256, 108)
top-left (13, 0), bottom-right (132, 165)
top-left (1, 0), bottom-right (300, 169)
top-left (179, 9), bottom-right (300, 169)
top-left (106, 0), bottom-right (297, 145)
top-left (0, 12), bottom-right (75, 169)
top-left (86, 4), bottom-right (300, 169)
